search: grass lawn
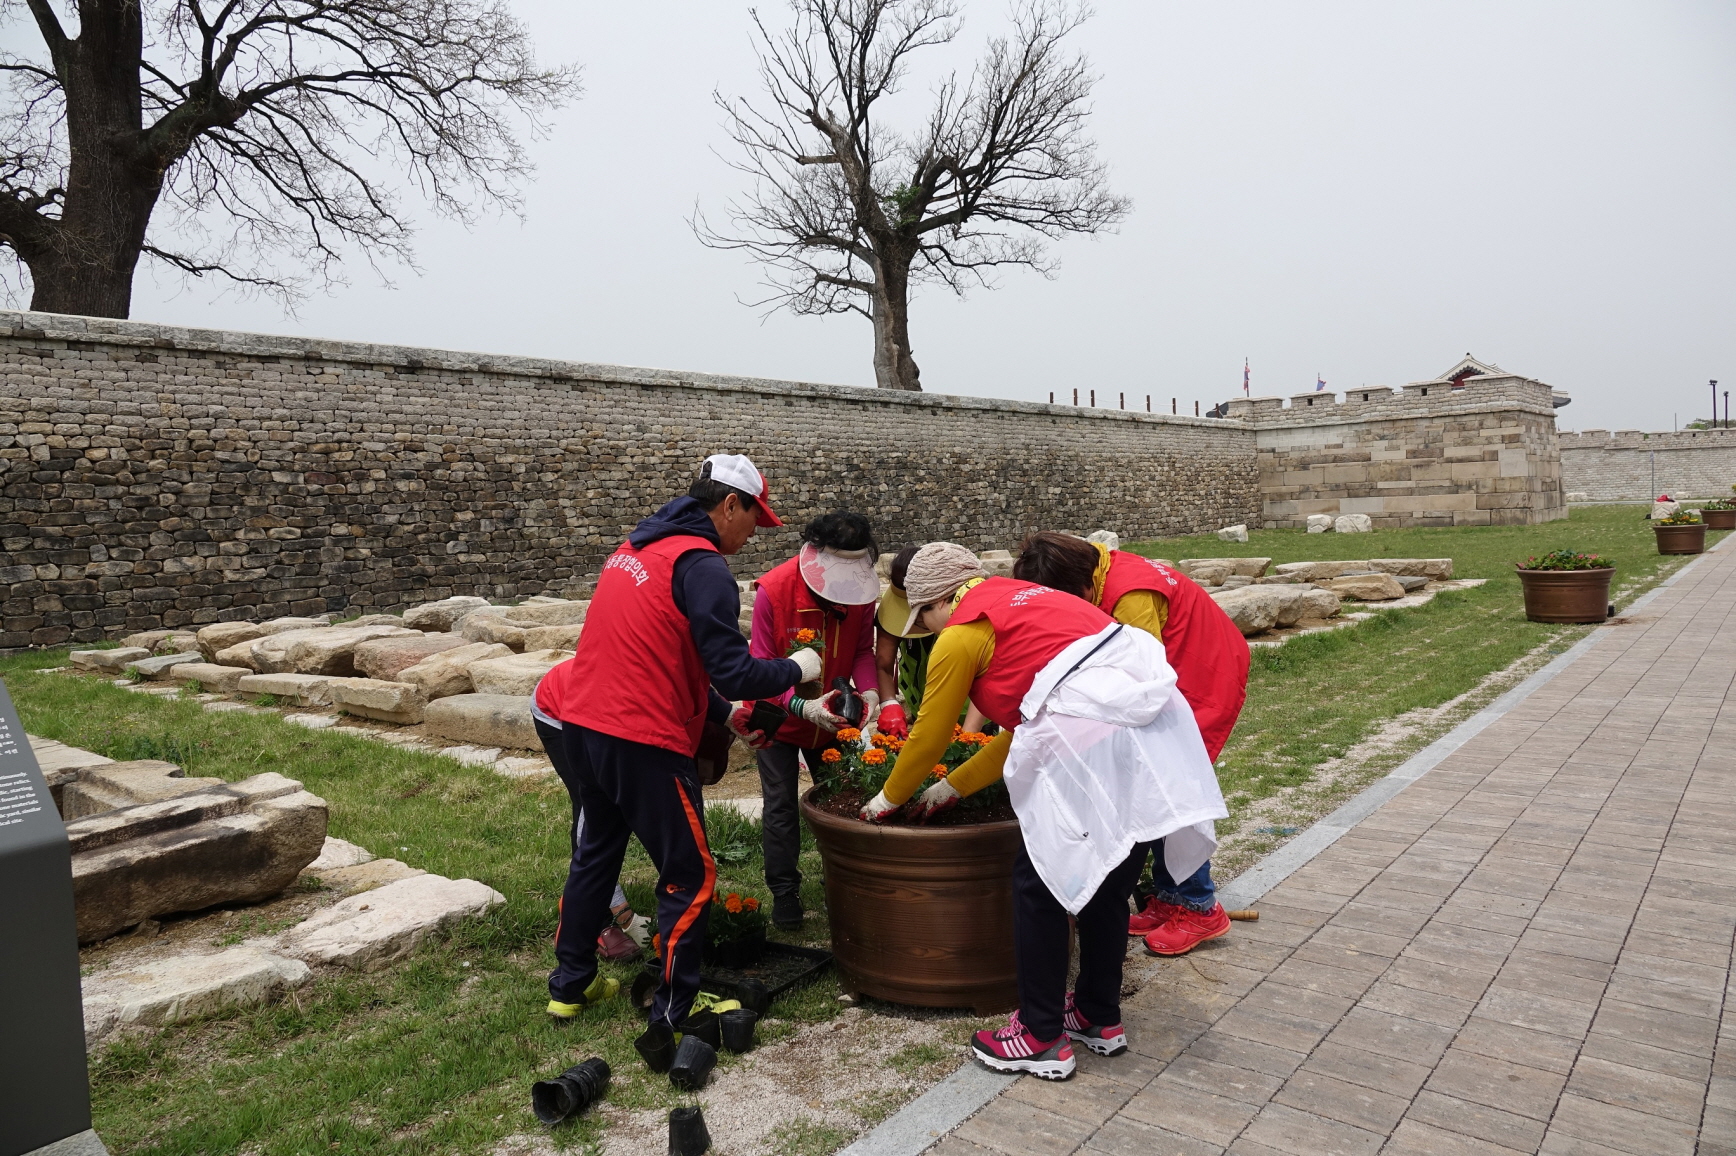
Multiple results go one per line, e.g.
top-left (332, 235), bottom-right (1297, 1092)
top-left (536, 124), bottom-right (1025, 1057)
top-left (2, 503), bottom-right (1719, 1155)
top-left (0, 667), bottom-right (843, 1156)
top-left (1126, 504), bottom-right (1728, 873)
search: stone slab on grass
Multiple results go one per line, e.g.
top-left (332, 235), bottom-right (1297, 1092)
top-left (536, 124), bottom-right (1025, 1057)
top-left (1335, 513), bottom-right (1374, 533)
top-left (1211, 584), bottom-right (1343, 636)
top-left (467, 649), bottom-right (570, 696)
top-left (122, 652), bottom-right (203, 680)
top-left (423, 694), bottom-right (538, 750)
top-left (497, 599), bottom-right (588, 627)
top-left (282, 874), bottom-right (505, 970)
top-left (275, 624), bottom-right (421, 676)
top-left (1274, 560), bottom-right (1372, 582)
top-left (83, 946), bottom-right (310, 1044)
top-left (198, 617), bottom-right (326, 664)
top-left (457, 613), bottom-right (531, 650)
top-left (521, 623), bottom-right (582, 651)
top-left (28, 734), bottom-right (113, 775)
top-left (355, 632), bottom-right (468, 681)
top-left (397, 642), bottom-right (513, 700)
top-left (306, 836), bottom-right (375, 872)
top-left (1368, 558), bottom-right (1454, 579)
top-left (164, 662), bottom-right (252, 693)
top-left (236, 672), bottom-right (333, 706)
top-left (1180, 557), bottom-right (1273, 578)
top-left (325, 677), bottom-right (428, 724)
top-left (316, 858), bottom-right (426, 895)
top-left (440, 745), bottom-right (502, 767)
top-left (402, 596), bottom-right (490, 632)
top-left (1325, 573), bottom-right (1408, 601)
top-left (70, 646), bottom-right (150, 672)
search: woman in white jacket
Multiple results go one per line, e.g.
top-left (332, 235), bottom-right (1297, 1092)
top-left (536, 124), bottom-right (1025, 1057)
top-left (861, 544), bottom-right (1227, 1081)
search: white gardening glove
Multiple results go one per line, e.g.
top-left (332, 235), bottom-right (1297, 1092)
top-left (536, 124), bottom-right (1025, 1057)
top-left (859, 690), bottom-right (882, 741)
top-left (859, 790), bottom-right (900, 822)
top-left (911, 779), bottom-right (961, 821)
top-left (790, 646), bottom-right (823, 682)
top-left (796, 689), bottom-right (849, 732)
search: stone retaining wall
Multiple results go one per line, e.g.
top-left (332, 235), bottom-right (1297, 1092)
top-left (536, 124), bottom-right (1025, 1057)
top-left (1228, 374), bottom-right (1567, 528)
top-left (1559, 429), bottom-right (1736, 502)
top-left (0, 311), bottom-right (1258, 646)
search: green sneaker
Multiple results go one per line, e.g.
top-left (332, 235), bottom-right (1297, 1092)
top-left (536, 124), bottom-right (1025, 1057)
top-left (547, 975), bottom-right (619, 1019)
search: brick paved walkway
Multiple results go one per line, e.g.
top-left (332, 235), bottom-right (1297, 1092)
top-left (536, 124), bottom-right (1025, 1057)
top-left (933, 543), bottom-right (1736, 1156)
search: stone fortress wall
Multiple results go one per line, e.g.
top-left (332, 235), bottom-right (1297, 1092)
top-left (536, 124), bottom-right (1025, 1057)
top-left (0, 311), bottom-right (1259, 647)
top-left (1558, 428), bottom-right (1736, 502)
top-left (1227, 373), bottom-right (1567, 529)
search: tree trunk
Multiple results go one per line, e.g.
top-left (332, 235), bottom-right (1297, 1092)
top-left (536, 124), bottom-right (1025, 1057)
top-left (869, 261), bottom-right (922, 391)
top-left (23, 1), bottom-right (158, 319)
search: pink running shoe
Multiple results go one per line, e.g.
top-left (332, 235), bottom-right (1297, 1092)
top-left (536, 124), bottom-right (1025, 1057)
top-left (1062, 992), bottom-right (1128, 1056)
top-left (971, 1011), bottom-right (1077, 1080)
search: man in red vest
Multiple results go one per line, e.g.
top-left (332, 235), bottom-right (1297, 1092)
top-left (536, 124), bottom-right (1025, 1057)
top-left (748, 512), bottom-right (881, 929)
top-left (535, 454), bottom-right (822, 1073)
top-left (1013, 532), bottom-right (1250, 956)
top-left (862, 544), bottom-right (1226, 1081)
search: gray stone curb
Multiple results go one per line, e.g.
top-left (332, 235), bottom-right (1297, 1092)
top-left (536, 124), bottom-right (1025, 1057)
top-left (842, 537), bottom-right (1726, 1156)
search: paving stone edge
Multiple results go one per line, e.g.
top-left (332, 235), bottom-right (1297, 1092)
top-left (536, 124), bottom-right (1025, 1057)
top-left (840, 536), bottom-right (1727, 1156)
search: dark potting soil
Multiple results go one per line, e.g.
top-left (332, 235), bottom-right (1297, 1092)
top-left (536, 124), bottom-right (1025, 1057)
top-left (811, 785), bottom-right (1017, 826)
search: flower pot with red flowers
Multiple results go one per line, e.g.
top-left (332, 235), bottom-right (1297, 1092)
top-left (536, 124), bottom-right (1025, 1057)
top-left (1515, 551), bottom-right (1615, 623)
top-left (800, 726), bottom-right (1019, 1014)
top-left (1654, 512), bottom-right (1707, 555)
top-left (1700, 496), bottom-right (1736, 531)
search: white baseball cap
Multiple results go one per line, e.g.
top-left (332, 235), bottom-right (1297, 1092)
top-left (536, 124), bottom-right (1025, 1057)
top-left (702, 453), bottom-right (783, 527)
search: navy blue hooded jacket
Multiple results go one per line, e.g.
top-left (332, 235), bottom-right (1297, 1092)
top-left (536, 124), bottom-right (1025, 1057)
top-left (629, 496), bottom-right (801, 721)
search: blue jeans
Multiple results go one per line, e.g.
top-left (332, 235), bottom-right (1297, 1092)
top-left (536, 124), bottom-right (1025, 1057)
top-left (1140, 838), bottom-right (1216, 913)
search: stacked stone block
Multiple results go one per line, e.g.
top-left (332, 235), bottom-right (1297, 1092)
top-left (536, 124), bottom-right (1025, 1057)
top-left (1229, 375), bottom-right (1567, 529)
top-left (0, 311), bottom-right (1258, 646)
top-left (1558, 428), bottom-right (1736, 502)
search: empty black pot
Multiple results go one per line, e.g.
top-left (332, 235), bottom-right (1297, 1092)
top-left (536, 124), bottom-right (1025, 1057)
top-left (531, 1056), bottom-right (610, 1125)
top-left (719, 1008), bottom-right (759, 1054)
top-left (668, 1035), bottom-right (716, 1092)
top-left (678, 1009), bottom-right (721, 1050)
top-left (831, 676), bottom-right (864, 727)
top-left (635, 1023), bottom-right (676, 1074)
top-left (669, 1106), bottom-right (711, 1155)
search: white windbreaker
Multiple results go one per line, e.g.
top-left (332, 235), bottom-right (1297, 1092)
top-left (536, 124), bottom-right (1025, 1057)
top-left (1003, 623), bottom-right (1229, 914)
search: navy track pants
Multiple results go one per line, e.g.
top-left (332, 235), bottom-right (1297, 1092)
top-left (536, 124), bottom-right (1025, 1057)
top-left (547, 723), bottom-right (715, 1028)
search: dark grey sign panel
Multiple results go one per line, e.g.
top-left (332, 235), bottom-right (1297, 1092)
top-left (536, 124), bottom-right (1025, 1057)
top-left (0, 679), bottom-right (96, 1156)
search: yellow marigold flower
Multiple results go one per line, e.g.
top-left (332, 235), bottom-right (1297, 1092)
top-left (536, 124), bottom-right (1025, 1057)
top-left (837, 727), bottom-right (861, 743)
top-left (862, 748), bottom-right (887, 765)
top-left (821, 748), bottom-right (843, 763)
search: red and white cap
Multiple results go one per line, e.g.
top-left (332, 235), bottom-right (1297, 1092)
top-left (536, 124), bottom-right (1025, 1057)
top-left (704, 453), bottom-right (784, 527)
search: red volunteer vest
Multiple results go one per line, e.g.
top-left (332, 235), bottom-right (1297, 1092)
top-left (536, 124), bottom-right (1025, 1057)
top-left (539, 534), bottom-right (717, 756)
top-left (951, 577), bottom-right (1114, 732)
top-left (753, 556), bottom-right (870, 748)
top-left (1100, 551), bottom-right (1250, 760)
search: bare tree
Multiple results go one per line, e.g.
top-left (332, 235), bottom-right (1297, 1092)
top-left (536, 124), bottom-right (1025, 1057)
top-left (0, 0), bottom-right (578, 318)
top-left (699, 0), bottom-right (1126, 391)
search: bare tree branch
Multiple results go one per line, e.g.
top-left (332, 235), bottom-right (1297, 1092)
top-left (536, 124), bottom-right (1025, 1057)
top-left (697, 0), bottom-right (1126, 390)
top-left (0, 0), bottom-right (580, 316)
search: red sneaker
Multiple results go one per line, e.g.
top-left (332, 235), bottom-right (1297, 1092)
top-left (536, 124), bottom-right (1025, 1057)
top-left (1143, 903), bottom-right (1232, 956)
top-left (597, 924), bottom-right (643, 963)
top-left (971, 1011), bottom-right (1076, 1080)
top-left (1062, 992), bottom-right (1128, 1056)
top-left (1128, 895), bottom-right (1184, 937)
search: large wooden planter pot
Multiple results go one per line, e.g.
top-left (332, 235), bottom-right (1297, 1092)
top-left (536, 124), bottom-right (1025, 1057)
top-left (1516, 567), bottom-right (1614, 623)
top-left (801, 789), bottom-right (1020, 1014)
top-left (1655, 524), bottom-right (1707, 555)
top-left (1701, 509), bottom-right (1736, 530)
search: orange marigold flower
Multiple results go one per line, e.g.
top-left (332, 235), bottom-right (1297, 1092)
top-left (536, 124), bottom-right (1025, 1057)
top-left (821, 748), bottom-right (843, 763)
top-left (933, 765), bottom-right (948, 778)
top-left (862, 748), bottom-right (887, 765)
top-left (794, 628), bottom-right (818, 644)
top-left (836, 727), bottom-right (861, 743)
top-left (725, 894), bottom-right (743, 914)
top-left (743, 897), bottom-right (760, 912)
top-left (952, 724), bottom-right (964, 737)
top-left (871, 732), bottom-right (894, 749)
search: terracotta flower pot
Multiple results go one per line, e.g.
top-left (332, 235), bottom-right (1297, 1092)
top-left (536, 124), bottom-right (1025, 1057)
top-left (1655, 523), bottom-right (1707, 555)
top-left (800, 789), bottom-right (1020, 1014)
top-left (1515, 566), bottom-right (1614, 623)
top-left (1701, 508), bottom-right (1736, 530)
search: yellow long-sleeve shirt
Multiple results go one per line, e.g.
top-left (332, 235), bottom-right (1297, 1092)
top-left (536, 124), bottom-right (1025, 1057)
top-left (883, 546), bottom-right (1171, 805)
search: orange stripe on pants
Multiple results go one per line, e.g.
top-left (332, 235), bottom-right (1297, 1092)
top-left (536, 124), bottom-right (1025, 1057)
top-left (661, 776), bottom-right (717, 986)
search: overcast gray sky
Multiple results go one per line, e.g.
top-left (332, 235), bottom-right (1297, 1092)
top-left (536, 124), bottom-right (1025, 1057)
top-left (115, 1), bottom-right (1736, 433)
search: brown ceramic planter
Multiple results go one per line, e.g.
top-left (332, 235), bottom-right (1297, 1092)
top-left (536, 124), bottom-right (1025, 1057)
top-left (1515, 566), bottom-right (1614, 623)
top-left (1655, 523), bottom-right (1707, 555)
top-left (1701, 508), bottom-right (1736, 530)
top-left (801, 789), bottom-right (1020, 1014)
